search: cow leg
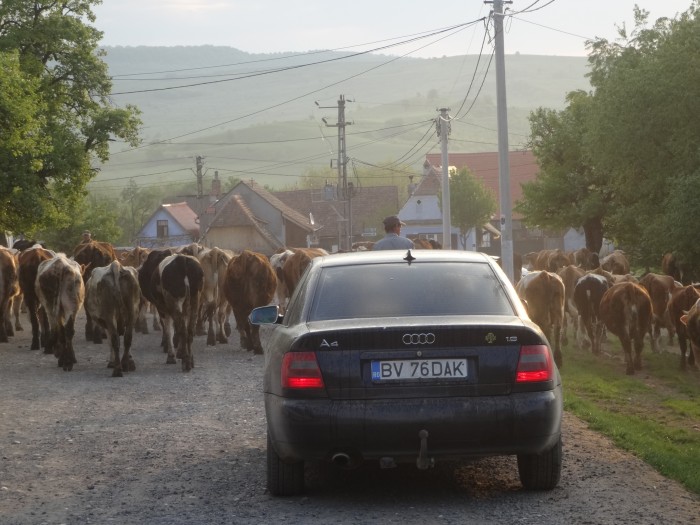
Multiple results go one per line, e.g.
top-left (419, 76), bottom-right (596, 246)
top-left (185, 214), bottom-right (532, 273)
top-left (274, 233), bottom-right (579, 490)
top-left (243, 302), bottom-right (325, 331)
top-left (593, 319), bottom-right (605, 355)
top-left (561, 313), bottom-right (569, 347)
top-left (690, 342), bottom-right (700, 370)
top-left (109, 330), bottom-right (122, 377)
top-left (552, 324), bottom-right (563, 368)
top-left (39, 308), bottom-right (50, 353)
top-left (27, 304), bottom-right (41, 350)
top-left (64, 317), bottom-right (78, 371)
top-left (224, 305), bottom-right (232, 337)
top-left (620, 336), bottom-right (634, 375)
top-left (204, 303), bottom-right (216, 346)
top-left (136, 296), bottom-right (148, 334)
top-left (251, 324), bottom-right (263, 355)
top-left (122, 325), bottom-right (136, 372)
top-left (633, 335), bottom-right (644, 372)
top-left (216, 305), bottom-right (228, 344)
top-left (678, 333), bottom-right (689, 370)
top-left (196, 302), bottom-right (207, 337)
top-left (13, 296), bottom-right (23, 331)
top-left (162, 317), bottom-right (177, 364)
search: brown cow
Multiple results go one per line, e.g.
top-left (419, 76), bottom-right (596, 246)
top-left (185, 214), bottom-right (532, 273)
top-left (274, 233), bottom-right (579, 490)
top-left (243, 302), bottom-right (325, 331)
top-left (223, 250), bottom-right (277, 354)
top-left (0, 247), bottom-right (20, 343)
top-left (279, 247), bottom-right (328, 309)
top-left (36, 254), bottom-right (85, 371)
top-left (74, 241), bottom-right (117, 343)
top-left (639, 273), bottom-right (681, 351)
top-left (119, 246), bottom-right (154, 334)
top-left (412, 238), bottom-right (433, 249)
top-left (680, 298), bottom-right (700, 369)
top-left (197, 247), bottom-right (233, 346)
top-left (600, 250), bottom-right (630, 275)
top-left (557, 264), bottom-right (586, 348)
top-left (668, 285), bottom-right (700, 370)
top-left (515, 270), bottom-right (566, 367)
top-left (85, 261), bottom-right (141, 377)
top-left (119, 246), bottom-right (151, 268)
top-left (533, 249), bottom-right (571, 273)
top-left (18, 246), bottom-right (54, 351)
top-left (599, 282), bottom-right (653, 375)
top-left (269, 248), bottom-right (294, 312)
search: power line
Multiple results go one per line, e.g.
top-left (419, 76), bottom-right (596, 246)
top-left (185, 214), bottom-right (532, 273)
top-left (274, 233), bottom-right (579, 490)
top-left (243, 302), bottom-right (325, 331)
top-left (111, 23), bottom-right (476, 156)
top-left (109, 21), bottom-right (483, 95)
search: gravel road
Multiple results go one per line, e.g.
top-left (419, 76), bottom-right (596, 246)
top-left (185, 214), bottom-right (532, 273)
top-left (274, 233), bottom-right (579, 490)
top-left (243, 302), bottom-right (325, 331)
top-left (1, 312), bottom-right (698, 525)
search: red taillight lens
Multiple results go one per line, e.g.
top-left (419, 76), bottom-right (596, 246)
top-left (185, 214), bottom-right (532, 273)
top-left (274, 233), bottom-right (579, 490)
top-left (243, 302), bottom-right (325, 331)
top-left (515, 345), bottom-right (554, 383)
top-left (281, 352), bottom-right (325, 389)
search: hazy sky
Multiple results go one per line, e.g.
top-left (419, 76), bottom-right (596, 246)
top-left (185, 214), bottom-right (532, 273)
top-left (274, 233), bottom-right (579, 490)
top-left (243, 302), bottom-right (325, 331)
top-left (92, 0), bottom-right (693, 58)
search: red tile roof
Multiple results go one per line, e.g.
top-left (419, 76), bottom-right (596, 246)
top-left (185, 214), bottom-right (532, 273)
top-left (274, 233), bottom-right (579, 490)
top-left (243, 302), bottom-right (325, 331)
top-left (425, 150), bottom-right (539, 218)
top-left (162, 202), bottom-right (200, 237)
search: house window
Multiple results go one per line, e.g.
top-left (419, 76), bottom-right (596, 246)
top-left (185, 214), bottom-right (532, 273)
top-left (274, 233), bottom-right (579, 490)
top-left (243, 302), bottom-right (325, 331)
top-left (157, 220), bottom-right (169, 238)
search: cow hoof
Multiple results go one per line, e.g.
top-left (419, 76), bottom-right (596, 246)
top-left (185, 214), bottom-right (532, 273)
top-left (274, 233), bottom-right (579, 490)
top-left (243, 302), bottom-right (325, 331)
top-left (166, 355), bottom-right (176, 364)
top-left (253, 348), bottom-right (263, 355)
top-left (126, 360), bottom-right (136, 372)
top-left (112, 368), bottom-right (124, 378)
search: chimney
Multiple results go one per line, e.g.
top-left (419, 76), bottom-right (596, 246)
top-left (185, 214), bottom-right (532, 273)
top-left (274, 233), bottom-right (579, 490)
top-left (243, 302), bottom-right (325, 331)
top-left (210, 170), bottom-right (221, 198)
top-left (407, 175), bottom-right (417, 196)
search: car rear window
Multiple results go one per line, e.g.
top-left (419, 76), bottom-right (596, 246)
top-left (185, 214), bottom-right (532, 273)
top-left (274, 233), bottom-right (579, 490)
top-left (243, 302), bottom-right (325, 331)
top-left (309, 261), bottom-right (514, 321)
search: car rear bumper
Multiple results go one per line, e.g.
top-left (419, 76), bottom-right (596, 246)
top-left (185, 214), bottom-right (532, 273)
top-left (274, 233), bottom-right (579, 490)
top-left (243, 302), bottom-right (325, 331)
top-left (266, 388), bottom-right (563, 464)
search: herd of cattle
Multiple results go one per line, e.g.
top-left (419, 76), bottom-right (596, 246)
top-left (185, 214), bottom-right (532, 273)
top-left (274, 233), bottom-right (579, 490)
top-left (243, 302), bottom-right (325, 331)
top-left (516, 248), bottom-right (700, 375)
top-left (1, 240), bottom-right (699, 378)
top-left (0, 240), bottom-right (327, 376)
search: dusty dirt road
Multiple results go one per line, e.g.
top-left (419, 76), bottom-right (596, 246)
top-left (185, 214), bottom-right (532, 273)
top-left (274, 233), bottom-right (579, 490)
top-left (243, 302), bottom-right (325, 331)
top-left (1, 312), bottom-right (698, 525)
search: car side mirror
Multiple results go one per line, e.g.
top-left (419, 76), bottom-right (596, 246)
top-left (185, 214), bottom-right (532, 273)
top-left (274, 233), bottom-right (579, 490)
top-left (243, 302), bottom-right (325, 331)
top-left (249, 305), bottom-right (282, 325)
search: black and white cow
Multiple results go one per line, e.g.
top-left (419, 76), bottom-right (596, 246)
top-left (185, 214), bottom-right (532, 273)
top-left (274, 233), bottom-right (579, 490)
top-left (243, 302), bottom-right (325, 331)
top-left (138, 250), bottom-right (203, 371)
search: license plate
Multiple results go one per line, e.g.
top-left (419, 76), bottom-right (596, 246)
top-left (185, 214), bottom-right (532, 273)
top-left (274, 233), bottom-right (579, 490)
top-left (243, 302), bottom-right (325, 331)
top-left (371, 359), bottom-right (468, 381)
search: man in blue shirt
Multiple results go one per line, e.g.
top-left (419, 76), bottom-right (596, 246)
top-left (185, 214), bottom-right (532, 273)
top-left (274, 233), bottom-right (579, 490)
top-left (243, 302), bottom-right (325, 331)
top-left (373, 215), bottom-right (415, 250)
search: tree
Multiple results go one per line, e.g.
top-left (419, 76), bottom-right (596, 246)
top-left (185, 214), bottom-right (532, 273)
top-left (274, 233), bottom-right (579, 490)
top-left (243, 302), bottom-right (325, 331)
top-left (0, 1), bottom-right (141, 235)
top-left (515, 91), bottom-right (610, 253)
top-left (0, 51), bottom-right (51, 233)
top-left (584, 4), bottom-right (700, 265)
top-left (441, 167), bottom-right (497, 250)
top-left (35, 194), bottom-right (122, 253)
top-left (119, 179), bottom-right (162, 244)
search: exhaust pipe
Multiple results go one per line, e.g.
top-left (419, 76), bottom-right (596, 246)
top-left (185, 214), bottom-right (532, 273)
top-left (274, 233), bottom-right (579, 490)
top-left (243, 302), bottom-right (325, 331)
top-left (331, 452), bottom-right (352, 468)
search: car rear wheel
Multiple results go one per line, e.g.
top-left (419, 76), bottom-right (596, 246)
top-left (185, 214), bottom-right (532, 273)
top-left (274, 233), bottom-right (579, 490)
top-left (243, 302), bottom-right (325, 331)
top-left (267, 432), bottom-right (305, 496)
top-left (517, 436), bottom-right (562, 490)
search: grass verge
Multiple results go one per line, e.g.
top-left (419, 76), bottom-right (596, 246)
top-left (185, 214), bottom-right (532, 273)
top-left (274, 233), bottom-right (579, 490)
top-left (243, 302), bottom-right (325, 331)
top-left (560, 339), bottom-right (700, 495)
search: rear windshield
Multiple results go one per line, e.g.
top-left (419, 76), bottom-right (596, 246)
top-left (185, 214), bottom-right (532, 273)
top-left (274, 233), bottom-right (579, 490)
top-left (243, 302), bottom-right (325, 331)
top-left (309, 261), bottom-right (514, 321)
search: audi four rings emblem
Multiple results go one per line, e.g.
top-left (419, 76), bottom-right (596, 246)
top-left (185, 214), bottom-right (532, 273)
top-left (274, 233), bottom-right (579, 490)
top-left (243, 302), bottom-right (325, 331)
top-left (402, 333), bottom-right (436, 345)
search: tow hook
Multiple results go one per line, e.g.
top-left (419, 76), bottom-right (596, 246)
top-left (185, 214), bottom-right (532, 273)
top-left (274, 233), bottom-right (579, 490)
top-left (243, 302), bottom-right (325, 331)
top-left (416, 429), bottom-right (433, 470)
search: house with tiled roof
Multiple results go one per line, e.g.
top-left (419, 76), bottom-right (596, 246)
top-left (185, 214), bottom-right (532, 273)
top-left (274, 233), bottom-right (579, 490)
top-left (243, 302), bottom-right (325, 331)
top-left (401, 151), bottom-right (563, 254)
top-left (134, 202), bottom-right (200, 248)
top-left (201, 179), bottom-right (315, 255)
top-left (273, 185), bottom-right (399, 252)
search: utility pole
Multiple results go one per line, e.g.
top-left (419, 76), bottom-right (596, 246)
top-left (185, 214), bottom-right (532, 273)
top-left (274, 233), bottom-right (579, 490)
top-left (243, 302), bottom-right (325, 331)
top-left (195, 155), bottom-right (204, 240)
top-left (437, 108), bottom-right (452, 249)
top-left (491, 0), bottom-right (515, 282)
top-left (320, 95), bottom-right (352, 251)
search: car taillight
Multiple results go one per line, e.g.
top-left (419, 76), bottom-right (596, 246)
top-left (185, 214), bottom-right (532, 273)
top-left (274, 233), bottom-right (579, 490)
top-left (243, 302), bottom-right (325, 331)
top-left (281, 352), bottom-right (325, 389)
top-left (515, 345), bottom-right (553, 383)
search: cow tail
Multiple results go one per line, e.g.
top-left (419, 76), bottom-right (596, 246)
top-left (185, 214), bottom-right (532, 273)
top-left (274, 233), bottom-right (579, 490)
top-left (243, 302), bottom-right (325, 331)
top-left (112, 261), bottom-right (127, 327)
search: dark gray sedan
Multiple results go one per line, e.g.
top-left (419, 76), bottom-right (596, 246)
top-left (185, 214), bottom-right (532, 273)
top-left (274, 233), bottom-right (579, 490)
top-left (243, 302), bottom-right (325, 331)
top-left (250, 249), bottom-right (562, 496)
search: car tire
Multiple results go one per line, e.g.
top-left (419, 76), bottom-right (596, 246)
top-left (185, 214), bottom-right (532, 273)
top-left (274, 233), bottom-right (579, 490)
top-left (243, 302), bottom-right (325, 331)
top-left (517, 436), bottom-right (562, 490)
top-left (267, 432), bottom-right (305, 496)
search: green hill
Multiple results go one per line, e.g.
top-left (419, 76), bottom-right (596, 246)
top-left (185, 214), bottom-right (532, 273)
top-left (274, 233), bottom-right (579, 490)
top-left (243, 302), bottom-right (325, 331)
top-left (92, 46), bottom-right (590, 196)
